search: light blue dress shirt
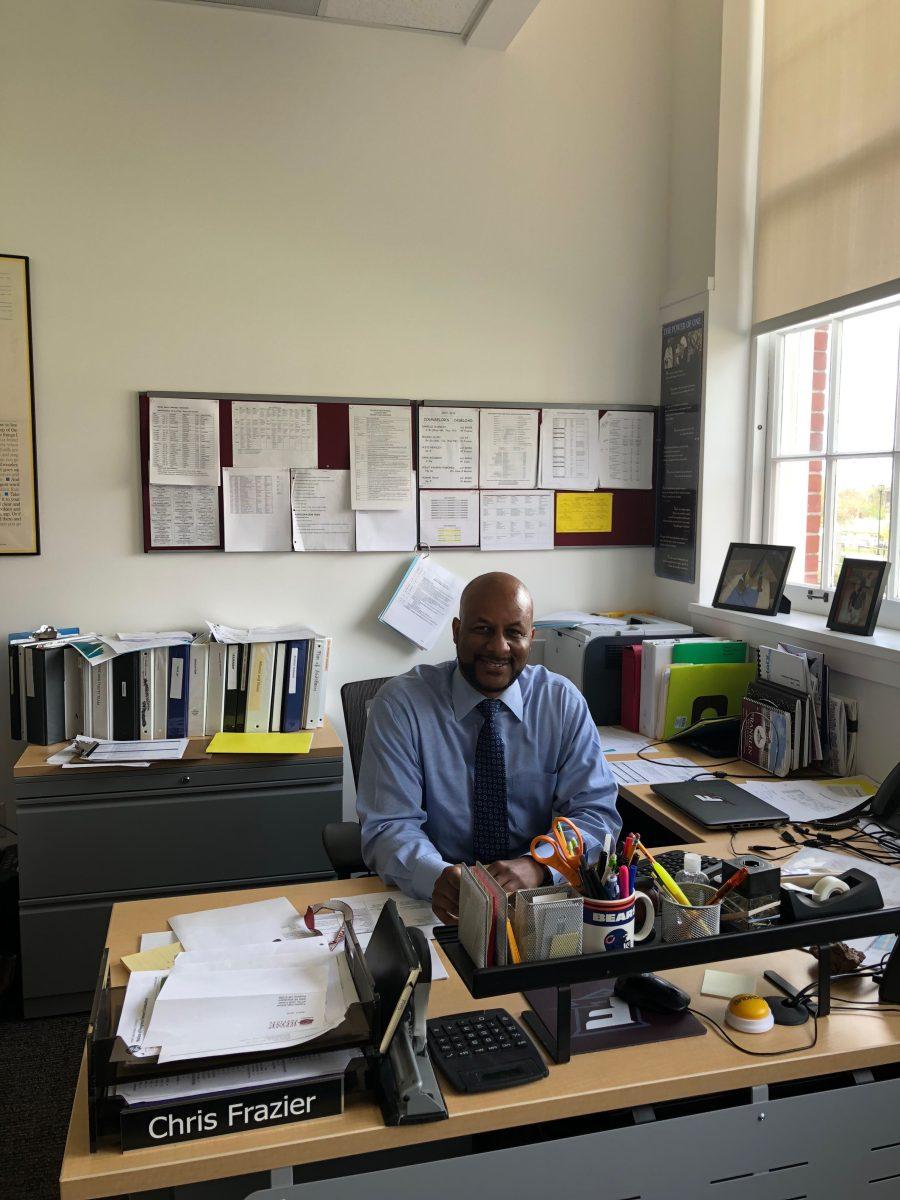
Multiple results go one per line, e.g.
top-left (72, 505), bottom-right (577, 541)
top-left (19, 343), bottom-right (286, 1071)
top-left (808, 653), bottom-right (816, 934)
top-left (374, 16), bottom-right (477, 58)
top-left (355, 661), bottom-right (621, 901)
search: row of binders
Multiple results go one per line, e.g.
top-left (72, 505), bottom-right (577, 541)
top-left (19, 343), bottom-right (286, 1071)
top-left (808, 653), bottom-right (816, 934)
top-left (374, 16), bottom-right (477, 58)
top-left (619, 634), bottom-right (857, 778)
top-left (9, 631), bottom-right (331, 746)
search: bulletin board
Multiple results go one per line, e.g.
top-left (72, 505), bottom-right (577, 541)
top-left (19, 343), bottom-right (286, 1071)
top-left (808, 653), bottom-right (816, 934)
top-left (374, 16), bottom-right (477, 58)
top-left (139, 393), bottom-right (655, 552)
top-left (417, 399), bottom-right (657, 550)
top-left (139, 392), bottom-right (415, 552)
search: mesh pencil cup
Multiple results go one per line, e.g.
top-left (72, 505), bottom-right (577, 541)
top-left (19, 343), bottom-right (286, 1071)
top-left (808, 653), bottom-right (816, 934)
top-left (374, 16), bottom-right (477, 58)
top-left (660, 882), bottom-right (720, 943)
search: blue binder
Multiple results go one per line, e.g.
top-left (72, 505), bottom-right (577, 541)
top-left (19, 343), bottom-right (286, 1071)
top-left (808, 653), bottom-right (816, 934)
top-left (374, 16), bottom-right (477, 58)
top-left (282, 639), bottom-right (310, 733)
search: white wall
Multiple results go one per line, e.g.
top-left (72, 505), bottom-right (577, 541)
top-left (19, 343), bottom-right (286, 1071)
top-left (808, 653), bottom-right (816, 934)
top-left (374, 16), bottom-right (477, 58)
top-left (0, 0), bottom-right (673, 812)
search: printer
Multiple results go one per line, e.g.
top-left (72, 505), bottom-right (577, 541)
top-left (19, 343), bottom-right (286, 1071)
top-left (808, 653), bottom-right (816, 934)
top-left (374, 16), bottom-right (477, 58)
top-left (537, 614), bottom-right (695, 725)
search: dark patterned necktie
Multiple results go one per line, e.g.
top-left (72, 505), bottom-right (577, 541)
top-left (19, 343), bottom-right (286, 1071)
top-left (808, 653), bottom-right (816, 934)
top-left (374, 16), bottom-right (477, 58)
top-left (472, 699), bottom-right (509, 863)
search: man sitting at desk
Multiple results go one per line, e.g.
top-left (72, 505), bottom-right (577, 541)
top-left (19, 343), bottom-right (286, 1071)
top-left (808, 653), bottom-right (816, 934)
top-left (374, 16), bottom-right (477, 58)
top-left (356, 571), bottom-right (620, 924)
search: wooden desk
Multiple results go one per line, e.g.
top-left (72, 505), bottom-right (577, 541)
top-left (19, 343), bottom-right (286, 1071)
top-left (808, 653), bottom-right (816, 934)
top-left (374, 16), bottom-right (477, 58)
top-left (14, 721), bottom-right (343, 1016)
top-left (60, 782), bottom-right (900, 1199)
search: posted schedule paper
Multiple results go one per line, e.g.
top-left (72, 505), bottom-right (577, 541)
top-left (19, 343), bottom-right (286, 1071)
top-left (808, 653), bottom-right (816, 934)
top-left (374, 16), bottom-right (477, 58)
top-left (480, 490), bottom-right (554, 551)
top-left (290, 469), bottom-right (355, 552)
top-left (479, 409), bottom-right (539, 489)
top-left (149, 396), bottom-right (220, 487)
top-left (598, 411), bottom-right (653, 490)
top-left (538, 408), bottom-right (600, 490)
top-left (223, 468), bottom-right (292, 552)
top-left (232, 401), bottom-right (318, 470)
top-left (349, 405), bottom-right (412, 510)
top-left (379, 553), bottom-right (464, 650)
top-left (418, 407), bottom-right (479, 487)
top-left (149, 484), bottom-right (219, 547)
top-left (419, 490), bottom-right (479, 547)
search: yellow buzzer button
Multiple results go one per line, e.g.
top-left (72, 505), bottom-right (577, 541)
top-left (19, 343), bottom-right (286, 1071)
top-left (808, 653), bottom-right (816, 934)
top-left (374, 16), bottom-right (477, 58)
top-left (725, 994), bottom-right (775, 1034)
top-left (731, 995), bottom-right (770, 1020)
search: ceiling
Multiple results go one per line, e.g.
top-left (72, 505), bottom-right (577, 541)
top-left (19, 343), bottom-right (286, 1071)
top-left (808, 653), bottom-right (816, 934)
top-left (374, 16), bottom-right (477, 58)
top-left (165, 0), bottom-right (540, 48)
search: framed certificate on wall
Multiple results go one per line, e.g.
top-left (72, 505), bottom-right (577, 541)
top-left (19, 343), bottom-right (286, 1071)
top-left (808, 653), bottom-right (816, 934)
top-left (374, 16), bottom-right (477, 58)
top-left (0, 254), bottom-right (39, 555)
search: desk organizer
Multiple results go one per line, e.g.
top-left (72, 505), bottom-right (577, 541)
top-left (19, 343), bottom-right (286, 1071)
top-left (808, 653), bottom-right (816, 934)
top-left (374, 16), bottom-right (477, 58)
top-left (435, 902), bottom-right (900, 1063)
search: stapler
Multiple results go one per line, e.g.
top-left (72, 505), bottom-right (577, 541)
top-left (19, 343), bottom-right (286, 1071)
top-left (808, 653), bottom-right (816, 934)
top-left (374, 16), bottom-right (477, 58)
top-left (378, 926), bottom-right (448, 1126)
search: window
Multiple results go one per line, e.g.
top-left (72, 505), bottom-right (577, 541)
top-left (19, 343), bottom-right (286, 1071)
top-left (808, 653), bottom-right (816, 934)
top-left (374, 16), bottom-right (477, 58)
top-left (763, 297), bottom-right (900, 626)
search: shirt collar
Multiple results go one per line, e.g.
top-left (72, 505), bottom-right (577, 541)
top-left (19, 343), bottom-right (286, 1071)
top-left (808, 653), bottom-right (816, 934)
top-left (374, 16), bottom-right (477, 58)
top-left (450, 664), bottom-right (524, 723)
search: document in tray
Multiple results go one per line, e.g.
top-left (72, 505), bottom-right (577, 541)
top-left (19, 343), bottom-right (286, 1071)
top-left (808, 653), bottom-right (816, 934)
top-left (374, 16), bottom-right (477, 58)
top-left (168, 896), bottom-right (301, 951)
top-left (118, 970), bottom-right (169, 1057)
top-left (146, 943), bottom-right (346, 1063)
top-left (378, 553), bottom-right (463, 650)
top-left (115, 1048), bottom-right (360, 1106)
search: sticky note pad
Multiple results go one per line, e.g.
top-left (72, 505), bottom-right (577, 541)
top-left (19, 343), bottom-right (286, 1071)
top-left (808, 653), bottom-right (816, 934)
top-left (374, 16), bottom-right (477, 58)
top-left (555, 492), bottom-right (613, 533)
top-left (122, 941), bottom-right (183, 972)
top-left (701, 969), bottom-right (758, 999)
top-left (206, 732), bottom-right (313, 755)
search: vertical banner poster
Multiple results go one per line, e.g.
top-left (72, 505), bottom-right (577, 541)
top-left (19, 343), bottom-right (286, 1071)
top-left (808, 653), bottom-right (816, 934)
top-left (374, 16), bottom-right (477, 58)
top-left (0, 255), bottom-right (39, 554)
top-left (654, 312), bottom-right (703, 582)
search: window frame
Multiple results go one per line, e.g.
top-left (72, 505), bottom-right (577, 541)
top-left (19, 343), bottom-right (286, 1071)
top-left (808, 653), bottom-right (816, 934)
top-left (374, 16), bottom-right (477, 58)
top-left (757, 296), bottom-right (900, 632)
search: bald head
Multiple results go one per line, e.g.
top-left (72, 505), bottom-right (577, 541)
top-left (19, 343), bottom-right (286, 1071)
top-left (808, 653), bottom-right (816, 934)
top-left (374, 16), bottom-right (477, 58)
top-left (459, 572), bottom-right (534, 625)
top-left (453, 572), bottom-right (534, 696)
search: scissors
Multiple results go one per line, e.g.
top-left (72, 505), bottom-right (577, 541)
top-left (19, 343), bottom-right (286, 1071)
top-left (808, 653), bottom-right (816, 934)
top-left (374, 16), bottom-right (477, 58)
top-left (529, 817), bottom-right (585, 888)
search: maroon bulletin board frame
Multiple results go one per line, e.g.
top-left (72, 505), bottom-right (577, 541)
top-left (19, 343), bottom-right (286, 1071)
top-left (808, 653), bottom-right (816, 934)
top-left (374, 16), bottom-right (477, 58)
top-left (139, 393), bottom-right (414, 552)
top-left (416, 403), bottom-right (657, 549)
top-left (140, 395), bottom-right (654, 552)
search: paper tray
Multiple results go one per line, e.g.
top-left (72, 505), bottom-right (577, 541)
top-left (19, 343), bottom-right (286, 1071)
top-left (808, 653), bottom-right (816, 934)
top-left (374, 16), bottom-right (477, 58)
top-left (87, 922), bottom-right (378, 1151)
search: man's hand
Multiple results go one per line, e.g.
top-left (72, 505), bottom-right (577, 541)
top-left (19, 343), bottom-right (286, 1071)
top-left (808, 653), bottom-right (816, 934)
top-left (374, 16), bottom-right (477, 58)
top-left (486, 856), bottom-right (550, 894)
top-left (432, 864), bottom-right (463, 924)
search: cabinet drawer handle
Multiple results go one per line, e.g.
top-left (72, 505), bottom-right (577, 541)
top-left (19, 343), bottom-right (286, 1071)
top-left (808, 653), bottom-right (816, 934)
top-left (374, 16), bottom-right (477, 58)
top-left (180, 775), bottom-right (191, 785)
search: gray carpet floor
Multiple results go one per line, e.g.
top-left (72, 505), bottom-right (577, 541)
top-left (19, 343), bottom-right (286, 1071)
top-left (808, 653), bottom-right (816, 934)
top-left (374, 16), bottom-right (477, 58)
top-left (0, 1011), bottom-right (88, 1200)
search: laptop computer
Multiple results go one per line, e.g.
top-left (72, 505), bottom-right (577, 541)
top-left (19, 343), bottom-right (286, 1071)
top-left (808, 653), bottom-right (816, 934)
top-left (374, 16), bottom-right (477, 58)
top-left (650, 780), bottom-right (788, 829)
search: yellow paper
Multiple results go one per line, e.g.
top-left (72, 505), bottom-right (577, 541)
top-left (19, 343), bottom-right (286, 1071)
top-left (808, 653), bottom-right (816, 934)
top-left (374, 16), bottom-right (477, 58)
top-left (121, 942), bottom-right (183, 972)
top-left (555, 492), bottom-right (613, 533)
top-left (206, 731), bottom-right (314, 755)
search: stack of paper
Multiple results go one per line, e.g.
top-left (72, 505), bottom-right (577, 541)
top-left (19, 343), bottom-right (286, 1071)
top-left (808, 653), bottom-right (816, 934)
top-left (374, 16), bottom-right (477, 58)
top-left (145, 939), bottom-right (346, 1063)
top-left (116, 896), bottom-right (355, 1063)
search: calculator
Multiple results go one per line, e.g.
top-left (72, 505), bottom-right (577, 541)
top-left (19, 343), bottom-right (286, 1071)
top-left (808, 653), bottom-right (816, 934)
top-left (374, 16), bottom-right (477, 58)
top-left (426, 1008), bottom-right (549, 1094)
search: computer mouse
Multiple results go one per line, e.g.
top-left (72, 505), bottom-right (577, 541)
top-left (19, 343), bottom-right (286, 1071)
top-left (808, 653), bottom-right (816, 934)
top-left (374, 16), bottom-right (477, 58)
top-left (613, 972), bottom-right (690, 1013)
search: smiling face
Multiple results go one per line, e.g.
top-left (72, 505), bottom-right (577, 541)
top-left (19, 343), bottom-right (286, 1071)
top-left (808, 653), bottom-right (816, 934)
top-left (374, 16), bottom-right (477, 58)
top-left (452, 573), bottom-right (534, 696)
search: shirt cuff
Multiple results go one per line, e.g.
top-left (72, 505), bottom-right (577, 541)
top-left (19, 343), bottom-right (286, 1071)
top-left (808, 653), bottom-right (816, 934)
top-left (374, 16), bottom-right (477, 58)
top-left (411, 853), bottom-right (451, 903)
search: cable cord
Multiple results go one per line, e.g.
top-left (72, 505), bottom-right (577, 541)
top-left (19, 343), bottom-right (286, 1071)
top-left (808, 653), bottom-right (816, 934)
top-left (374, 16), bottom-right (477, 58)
top-left (689, 1007), bottom-right (818, 1057)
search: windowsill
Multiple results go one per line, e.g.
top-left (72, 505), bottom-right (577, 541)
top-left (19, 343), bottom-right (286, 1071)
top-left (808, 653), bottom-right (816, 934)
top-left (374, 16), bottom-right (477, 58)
top-left (688, 602), bottom-right (900, 689)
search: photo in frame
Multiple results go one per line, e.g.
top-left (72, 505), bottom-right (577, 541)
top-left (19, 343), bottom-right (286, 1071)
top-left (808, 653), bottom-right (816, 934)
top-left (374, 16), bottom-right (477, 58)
top-left (827, 557), bottom-right (890, 636)
top-left (712, 542), bottom-right (794, 616)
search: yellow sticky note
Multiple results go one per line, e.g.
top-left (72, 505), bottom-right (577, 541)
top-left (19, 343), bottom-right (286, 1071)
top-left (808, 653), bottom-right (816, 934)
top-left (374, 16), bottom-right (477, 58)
top-left (122, 942), bottom-right (183, 972)
top-left (555, 492), bottom-right (613, 533)
top-left (206, 732), bottom-right (314, 755)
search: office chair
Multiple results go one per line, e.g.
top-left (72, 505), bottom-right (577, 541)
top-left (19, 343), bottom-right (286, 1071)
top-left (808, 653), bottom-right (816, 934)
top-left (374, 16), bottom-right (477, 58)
top-left (322, 676), bottom-right (393, 879)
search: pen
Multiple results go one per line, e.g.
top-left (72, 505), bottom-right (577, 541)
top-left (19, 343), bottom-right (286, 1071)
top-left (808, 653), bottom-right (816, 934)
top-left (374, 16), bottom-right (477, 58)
top-left (637, 842), bottom-right (691, 906)
top-left (709, 866), bottom-right (749, 905)
top-left (617, 866), bottom-right (630, 900)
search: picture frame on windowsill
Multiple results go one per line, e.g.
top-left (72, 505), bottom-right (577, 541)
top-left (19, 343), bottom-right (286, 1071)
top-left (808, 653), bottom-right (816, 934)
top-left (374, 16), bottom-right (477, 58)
top-left (827, 557), bottom-right (891, 636)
